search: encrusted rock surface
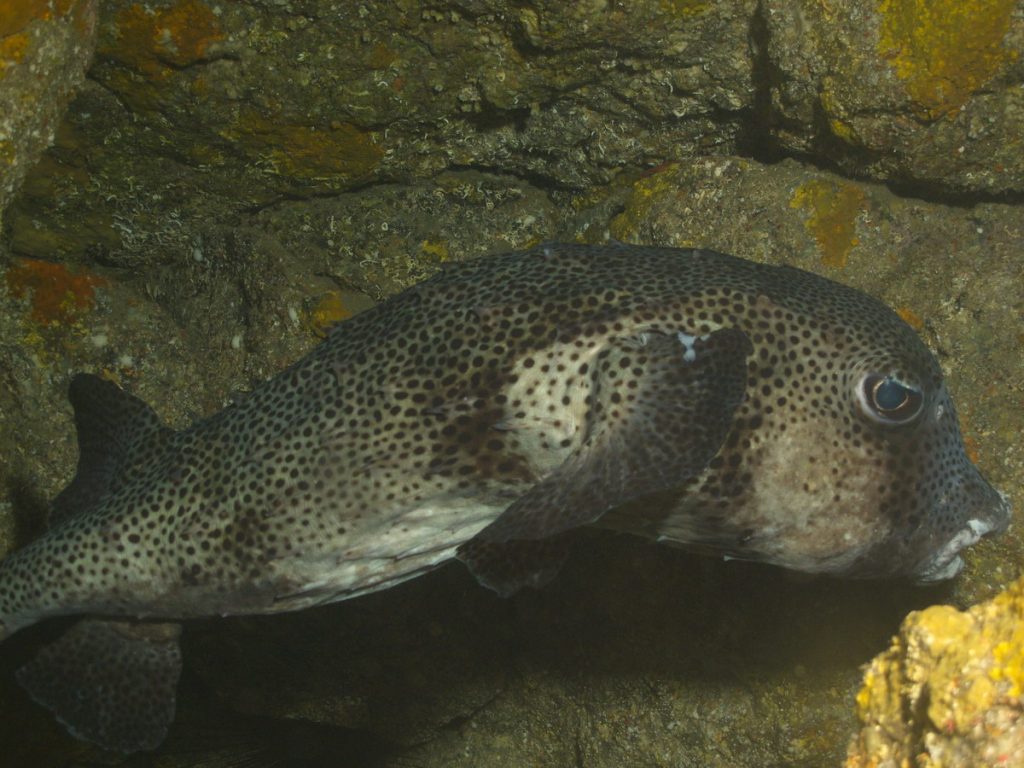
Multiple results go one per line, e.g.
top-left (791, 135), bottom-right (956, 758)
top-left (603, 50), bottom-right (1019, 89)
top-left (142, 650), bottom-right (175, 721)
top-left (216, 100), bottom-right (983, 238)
top-left (846, 575), bottom-right (1024, 768)
top-left (0, 0), bottom-right (97, 233)
top-left (761, 0), bottom-right (1024, 194)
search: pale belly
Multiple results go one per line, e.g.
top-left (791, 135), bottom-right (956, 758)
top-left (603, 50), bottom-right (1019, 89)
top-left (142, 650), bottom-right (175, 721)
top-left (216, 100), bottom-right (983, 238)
top-left (265, 495), bottom-right (508, 611)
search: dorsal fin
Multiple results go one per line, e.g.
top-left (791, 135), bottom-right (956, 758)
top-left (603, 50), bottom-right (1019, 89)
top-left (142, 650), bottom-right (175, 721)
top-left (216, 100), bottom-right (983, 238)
top-left (51, 374), bottom-right (172, 524)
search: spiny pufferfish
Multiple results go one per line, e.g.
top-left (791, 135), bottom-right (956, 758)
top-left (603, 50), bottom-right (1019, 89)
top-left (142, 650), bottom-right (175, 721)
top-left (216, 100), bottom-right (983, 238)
top-left (0, 243), bottom-right (1010, 752)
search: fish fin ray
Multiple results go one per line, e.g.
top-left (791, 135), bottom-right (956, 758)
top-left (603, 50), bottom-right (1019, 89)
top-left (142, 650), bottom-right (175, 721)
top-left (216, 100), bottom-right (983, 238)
top-left (51, 374), bottom-right (173, 523)
top-left (458, 327), bottom-right (751, 588)
top-left (16, 619), bottom-right (182, 753)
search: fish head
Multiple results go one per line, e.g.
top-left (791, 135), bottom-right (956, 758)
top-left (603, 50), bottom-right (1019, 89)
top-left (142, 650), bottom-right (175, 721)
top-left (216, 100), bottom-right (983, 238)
top-left (840, 358), bottom-right (1011, 582)
top-left (728, 281), bottom-right (1012, 582)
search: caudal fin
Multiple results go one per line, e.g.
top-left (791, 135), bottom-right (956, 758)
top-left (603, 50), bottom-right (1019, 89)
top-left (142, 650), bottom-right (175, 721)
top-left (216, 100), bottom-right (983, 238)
top-left (50, 373), bottom-right (171, 524)
top-left (16, 619), bottom-right (183, 753)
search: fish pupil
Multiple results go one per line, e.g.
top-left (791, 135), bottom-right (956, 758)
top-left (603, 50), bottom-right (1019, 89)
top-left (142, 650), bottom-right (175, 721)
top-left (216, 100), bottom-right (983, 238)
top-left (874, 378), bottom-right (909, 411)
top-left (861, 374), bottom-right (923, 424)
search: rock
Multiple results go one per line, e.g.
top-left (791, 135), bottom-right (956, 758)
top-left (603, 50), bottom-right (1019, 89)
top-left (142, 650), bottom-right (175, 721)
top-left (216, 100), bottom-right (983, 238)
top-left (760, 0), bottom-right (1024, 194)
top-left (0, 0), bottom-right (98, 232)
top-left (846, 575), bottom-right (1024, 768)
top-left (4, 0), bottom-right (756, 264)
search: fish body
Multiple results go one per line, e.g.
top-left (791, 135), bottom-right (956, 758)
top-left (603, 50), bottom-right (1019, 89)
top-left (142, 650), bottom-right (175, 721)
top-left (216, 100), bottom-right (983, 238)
top-left (0, 243), bottom-right (1010, 751)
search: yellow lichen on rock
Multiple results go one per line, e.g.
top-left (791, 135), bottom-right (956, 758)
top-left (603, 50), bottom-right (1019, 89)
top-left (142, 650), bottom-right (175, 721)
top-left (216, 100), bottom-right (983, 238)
top-left (609, 164), bottom-right (684, 242)
top-left (306, 291), bottom-right (351, 338)
top-left (789, 179), bottom-right (866, 269)
top-left (0, 31), bottom-right (30, 75)
top-left (658, 0), bottom-right (710, 16)
top-left (819, 78), bottom-right (858, 144)
top-left (846, 576), bottom-right (1024, 768)
top-left (420, 239), bottom-right (451, 262)
top-left (878, 0), bottom-right (1018, 120)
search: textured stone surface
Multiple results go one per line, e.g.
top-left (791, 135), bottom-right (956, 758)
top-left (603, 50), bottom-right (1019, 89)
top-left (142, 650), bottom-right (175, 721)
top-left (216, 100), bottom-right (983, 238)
top-left (0, 0), bottom-right (97, 233)
top-left (5, 0), bottom-right (756, 265)
top-left (846, 575), bottom-right (1024, 768)
top-left (760, 0), bottom-right (1024, 194)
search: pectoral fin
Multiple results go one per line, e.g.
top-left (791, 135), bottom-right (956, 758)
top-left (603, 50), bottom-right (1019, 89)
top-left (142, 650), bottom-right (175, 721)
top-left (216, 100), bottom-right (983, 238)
top-left (457, 536), bottom-right (569, 598)
top-left (16, 619), bottom-right (182, 753)
top-left (458, 327), bottom-right (751, 594)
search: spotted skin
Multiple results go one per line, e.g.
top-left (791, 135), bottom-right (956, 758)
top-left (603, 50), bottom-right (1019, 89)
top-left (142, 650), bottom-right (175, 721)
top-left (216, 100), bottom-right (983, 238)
top-left (15, 620), bottom-right (181, 752)
top-left (0, 242), bottom-right (1011, 751)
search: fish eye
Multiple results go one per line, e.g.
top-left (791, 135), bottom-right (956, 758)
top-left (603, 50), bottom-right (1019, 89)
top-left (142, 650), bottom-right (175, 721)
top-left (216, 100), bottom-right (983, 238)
top-left (859, 374), bottom-right (924, 424)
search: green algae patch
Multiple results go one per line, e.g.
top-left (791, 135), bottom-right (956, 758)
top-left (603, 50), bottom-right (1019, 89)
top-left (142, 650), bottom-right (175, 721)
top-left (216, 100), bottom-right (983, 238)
top-left (789, 180), bottom-right (865, 269)
top-left (226, 110), bottom-right (383, 182)
top-left (659, 0), bottom-right (710, 16)
top-left (878, 0), bottom-right (1018, 120)
top-left (419, 239), bottom-right (451, 262)
top-left (847, 575), bottom-right (1024, 767)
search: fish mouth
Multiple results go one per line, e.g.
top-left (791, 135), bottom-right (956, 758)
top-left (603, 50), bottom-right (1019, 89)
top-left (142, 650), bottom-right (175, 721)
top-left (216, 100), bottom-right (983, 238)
top-left (913, 491), bottom-right (1012, 584)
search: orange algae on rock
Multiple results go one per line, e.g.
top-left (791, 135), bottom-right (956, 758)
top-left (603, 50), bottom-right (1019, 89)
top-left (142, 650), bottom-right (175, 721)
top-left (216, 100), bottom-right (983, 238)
top-left (878, 0), bottom-right (1018, 120)
top-left (0, 0), bottom-right (49, 38)
top-left (846, 576), bottom-right (1024, 768)
top-left (0, 31), bottom-right (29, 75)
top-left (0, 0), bottom-right (90, 74)
top-left (226, 110), bottom-right (384, 181)
top-left (895, 306), bottom-right (925, 331)
top-left (103, 0), bottom-right (223, 78)
top-left (4, 258), bottom-right (106, 326)
top-left (789, 180), bottom-right (866, 269)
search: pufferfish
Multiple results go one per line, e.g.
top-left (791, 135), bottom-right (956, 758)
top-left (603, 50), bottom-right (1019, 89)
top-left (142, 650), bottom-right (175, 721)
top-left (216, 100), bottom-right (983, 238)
top-left (0, 243), bottom-right (1010, 752)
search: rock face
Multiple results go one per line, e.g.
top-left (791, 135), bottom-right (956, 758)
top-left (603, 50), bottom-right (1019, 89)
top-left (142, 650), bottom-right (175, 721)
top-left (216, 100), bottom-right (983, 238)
top-left (0, 1), bottom-right (1021, 766)
top-left (847, 576), bottom-right (1024, 768)
top-left (0, 0), bottom-right (97, 234)
top-left (761, 0), bottom-right (1024, 194)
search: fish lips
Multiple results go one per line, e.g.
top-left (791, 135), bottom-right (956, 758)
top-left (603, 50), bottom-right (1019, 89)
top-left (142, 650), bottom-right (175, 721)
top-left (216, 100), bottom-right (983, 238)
top-left (912, 488), bottom-right (1012, 584)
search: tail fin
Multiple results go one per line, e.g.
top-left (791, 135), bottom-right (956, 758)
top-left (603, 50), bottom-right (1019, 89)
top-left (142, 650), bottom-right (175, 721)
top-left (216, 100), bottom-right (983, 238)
top-left (9, 376), bottom-right (182, 752)
top-left (51, 373), bottom-right (171, 524)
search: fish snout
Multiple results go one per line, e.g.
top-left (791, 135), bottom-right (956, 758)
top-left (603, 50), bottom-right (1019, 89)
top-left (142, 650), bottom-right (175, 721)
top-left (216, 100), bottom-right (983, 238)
top-left (985, 489), bottom-right (1013, 537)
top-left (913, 483), bottom-right (1012, 584)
